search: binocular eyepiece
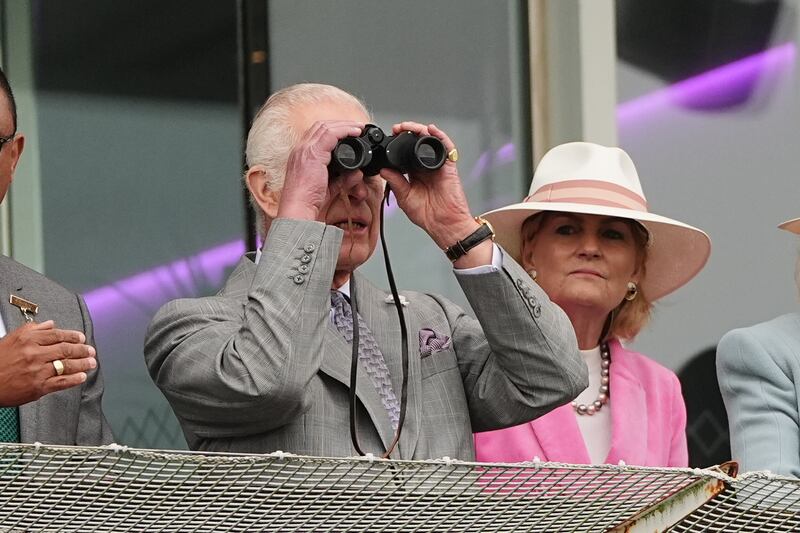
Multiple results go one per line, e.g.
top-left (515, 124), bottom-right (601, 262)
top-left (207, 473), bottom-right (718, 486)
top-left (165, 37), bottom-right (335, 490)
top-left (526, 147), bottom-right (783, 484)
top-left (329, 124), bottom-right (447, 177)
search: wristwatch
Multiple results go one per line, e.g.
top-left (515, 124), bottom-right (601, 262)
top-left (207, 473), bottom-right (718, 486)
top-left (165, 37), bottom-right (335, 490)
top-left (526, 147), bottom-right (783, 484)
top-left (445, 217), bottom-right (495, 262)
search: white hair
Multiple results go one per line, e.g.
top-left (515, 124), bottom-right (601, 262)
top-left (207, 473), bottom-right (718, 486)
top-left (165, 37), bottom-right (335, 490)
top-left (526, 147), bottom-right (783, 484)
top-left (244, 83), bottom-right (370, 236)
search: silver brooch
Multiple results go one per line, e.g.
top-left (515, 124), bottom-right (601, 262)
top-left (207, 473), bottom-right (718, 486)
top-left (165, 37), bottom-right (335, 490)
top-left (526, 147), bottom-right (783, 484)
top-left (384, 294), bottom-right (410, 307)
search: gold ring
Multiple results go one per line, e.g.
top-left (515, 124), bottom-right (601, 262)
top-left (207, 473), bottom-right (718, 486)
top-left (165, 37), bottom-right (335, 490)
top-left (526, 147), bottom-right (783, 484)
top-left (447, 148), bottom-right (459, 163)
top-left (52, 359), bottom-right (65, 376)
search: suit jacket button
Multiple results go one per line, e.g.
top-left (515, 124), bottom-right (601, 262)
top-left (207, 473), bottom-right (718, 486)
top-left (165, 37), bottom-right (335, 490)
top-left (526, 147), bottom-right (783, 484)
top-left (293, 274), bottom-right (305, 284)
top-left (300, 254), bottom-right (312, 263)
top-left (533, 304), bottom-right (542, 318)
top-left (516, 278), bottom-right (525, 288)
top-left (298, 264), bottom-right (310, 274)
top-left (528, 297), bottom-right (538, 307)
top-left (303, 243), bottom-right (316, 253)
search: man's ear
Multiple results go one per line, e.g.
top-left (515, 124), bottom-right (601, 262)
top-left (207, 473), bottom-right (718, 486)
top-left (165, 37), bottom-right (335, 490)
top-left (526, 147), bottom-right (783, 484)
top-left (8, 133), bottom-right (24, 176)
top-left (245, 165), bottom-right (280, 219)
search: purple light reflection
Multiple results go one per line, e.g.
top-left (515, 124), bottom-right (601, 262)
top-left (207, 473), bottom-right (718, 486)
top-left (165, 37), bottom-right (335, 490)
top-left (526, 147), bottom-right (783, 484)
top-left (495, 142), bottom-right (516, 166)
top-left (83, 239), bottom-right (245, 321)
top-left (618, 42), bottom-right (796, 126)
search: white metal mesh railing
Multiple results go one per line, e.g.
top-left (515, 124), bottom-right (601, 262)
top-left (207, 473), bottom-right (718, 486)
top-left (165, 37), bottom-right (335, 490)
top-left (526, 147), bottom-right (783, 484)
top-left (0, 443), bottom-right (796, 532)
top-left (669, 473), bottom-right (800, 532)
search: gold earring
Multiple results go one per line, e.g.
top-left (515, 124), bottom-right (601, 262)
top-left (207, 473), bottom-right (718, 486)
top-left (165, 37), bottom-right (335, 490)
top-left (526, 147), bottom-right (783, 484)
top-left (625, 281), bottom-right (638, 301)
top-left (528, 269), bottom-right (538, 280)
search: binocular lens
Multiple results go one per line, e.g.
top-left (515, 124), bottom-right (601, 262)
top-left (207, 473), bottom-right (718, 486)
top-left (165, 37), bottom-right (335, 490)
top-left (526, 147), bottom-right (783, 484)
top-left (334, 143), bottom-right (359, 169)
top-left (333, 137), bottom-right (369, 171)
top-left (414, 137), bottom-right (446, 170)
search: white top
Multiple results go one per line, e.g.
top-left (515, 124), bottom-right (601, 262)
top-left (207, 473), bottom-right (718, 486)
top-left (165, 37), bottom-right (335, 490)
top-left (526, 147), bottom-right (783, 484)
top-left (0, 311), bottom-right (6, 337)
top-left (574, 345), bottom-right (612, 464)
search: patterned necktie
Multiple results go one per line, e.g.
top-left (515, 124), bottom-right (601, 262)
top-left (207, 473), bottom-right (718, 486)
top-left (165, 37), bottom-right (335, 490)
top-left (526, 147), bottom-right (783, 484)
top-left (331, 291), bottom-right (400, 430)
top-left (0, 407), bottom-right (20, 442)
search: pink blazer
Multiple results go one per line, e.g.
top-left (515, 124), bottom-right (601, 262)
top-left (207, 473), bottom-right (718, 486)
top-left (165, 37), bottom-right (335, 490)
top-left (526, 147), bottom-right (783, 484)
top-left (474, 339), bottom-right (688, 467)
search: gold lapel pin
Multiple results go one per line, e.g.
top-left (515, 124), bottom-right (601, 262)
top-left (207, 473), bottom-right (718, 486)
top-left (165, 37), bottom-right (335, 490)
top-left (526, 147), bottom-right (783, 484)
top-left (9, 294), bottom-right (39, 323)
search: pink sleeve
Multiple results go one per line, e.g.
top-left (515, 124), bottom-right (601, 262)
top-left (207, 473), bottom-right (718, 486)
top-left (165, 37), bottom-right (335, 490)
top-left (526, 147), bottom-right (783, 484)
top-left (669, 373), bottom-right (689, 467)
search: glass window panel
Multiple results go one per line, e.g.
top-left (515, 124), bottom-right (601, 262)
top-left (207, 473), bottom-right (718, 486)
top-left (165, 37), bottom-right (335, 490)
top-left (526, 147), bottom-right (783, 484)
top-left (28, 1), bottom-right (245, 449)
top-left (616, 0), bottom-right (799, 371)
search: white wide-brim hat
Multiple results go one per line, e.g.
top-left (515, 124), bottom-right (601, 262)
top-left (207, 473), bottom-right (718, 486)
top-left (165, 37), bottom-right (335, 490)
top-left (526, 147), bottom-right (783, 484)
top-left (482, 142), bottom-right (711, 301)
top-left (779, 218), bottom-right (800, 234)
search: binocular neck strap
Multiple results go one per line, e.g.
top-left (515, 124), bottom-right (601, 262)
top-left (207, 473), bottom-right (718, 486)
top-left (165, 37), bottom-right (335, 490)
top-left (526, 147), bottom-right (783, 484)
top-left (348, 186), bottom-right (410, 459)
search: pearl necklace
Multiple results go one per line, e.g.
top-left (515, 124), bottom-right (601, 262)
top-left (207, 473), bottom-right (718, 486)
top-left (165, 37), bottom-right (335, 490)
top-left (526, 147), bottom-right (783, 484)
top-left (572, 342), bottom-right (610, 416)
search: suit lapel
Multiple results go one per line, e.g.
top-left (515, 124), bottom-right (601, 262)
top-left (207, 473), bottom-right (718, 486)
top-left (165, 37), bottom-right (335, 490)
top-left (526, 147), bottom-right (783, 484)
top-left (530, 404), bottom-right (591, 463)
top-left (0, 260), bottom-right (41, 443)
top-left (605, 340), bottom-right (647, 466)
top-left (353, 273), bottom-right (421, 459)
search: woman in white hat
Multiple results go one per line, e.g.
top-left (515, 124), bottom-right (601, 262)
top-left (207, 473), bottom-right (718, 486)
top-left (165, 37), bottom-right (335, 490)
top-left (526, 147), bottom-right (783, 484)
top-left (474, 142), bottom-right (710, 467)
top-left (717, 218), bottom-right (800, 476)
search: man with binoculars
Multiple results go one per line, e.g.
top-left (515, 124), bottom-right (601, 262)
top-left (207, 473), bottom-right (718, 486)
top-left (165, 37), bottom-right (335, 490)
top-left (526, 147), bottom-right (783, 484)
top-left (145, 83), bottom-right (586, 459)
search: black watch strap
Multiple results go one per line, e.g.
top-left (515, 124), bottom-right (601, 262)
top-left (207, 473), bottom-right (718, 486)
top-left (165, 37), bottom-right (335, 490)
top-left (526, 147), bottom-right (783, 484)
top-left (445, 217), bottom-right (495, 262)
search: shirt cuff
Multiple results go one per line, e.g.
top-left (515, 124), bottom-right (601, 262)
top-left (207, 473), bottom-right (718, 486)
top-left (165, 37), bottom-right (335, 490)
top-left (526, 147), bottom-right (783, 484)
top-left (453, 243), bottom-right (502, 275)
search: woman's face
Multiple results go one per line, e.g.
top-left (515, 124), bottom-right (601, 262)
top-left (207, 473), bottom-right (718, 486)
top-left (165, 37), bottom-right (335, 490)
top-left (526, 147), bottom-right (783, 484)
top-left (521, 212), bottom-right (643, 320)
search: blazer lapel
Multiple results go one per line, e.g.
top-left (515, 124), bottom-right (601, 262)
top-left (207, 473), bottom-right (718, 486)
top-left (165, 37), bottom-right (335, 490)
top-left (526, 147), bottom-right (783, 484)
top-left (605, 340), bottom-right (647, 466)
top-left (530, 404), bottom-right (592, 464)
top-left (353, 273), bottom-right (421, 460)
top-left (0, 263), bottom-right (41, 443)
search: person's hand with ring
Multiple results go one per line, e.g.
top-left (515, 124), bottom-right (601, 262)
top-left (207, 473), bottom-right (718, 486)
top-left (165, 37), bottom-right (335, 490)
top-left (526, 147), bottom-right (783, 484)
top-left (0, 320), bottom-right (97, 407)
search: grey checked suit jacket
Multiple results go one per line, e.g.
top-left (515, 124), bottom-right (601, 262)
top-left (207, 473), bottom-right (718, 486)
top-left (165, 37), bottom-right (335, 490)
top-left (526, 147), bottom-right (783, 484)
top-left (145, 219), bottom-right (586, 459)
top-left (0, 255), bottom-right (113, 445)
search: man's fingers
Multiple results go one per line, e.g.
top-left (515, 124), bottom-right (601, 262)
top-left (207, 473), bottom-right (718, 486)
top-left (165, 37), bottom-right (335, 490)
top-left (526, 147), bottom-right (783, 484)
top-left (31, 328), bottom-right (86, 346)
top-left (52, 357), bottom-right (97, 377)
top-left (379, 168), bottom-right (411, 200)
top-left (392, 121), bottom-right (428, 136)
top-left (427, 124), bottom-right (456, 152)
top-left (45, 342), bottom-right (96, 361)
top-left (305, 122), bottom-right (364, 155)
top-left (24, 320), bottom-right (55, 331)
top-left (41, 372), bottom-right (87, 396)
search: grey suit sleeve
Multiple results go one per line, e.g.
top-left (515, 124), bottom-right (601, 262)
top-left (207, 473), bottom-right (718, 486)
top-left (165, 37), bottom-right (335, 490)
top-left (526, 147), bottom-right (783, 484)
top-left (76, 294), bottom-right (114, 445)
top-left (451, 248), bottom-right (586, 432)
top-left (718, 329), bottom-right (800, 476)
top-left (145, 219), bottom-right (342, 439)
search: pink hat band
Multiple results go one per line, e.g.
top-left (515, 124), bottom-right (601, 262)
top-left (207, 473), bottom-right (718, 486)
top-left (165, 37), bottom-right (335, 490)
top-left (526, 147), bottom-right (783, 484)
top-left (525, 179), bottom-right (648, 212)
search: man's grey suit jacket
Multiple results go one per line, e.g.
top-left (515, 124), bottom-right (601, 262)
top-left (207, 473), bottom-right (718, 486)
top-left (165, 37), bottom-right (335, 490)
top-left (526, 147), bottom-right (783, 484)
top-left (0, 254), bottom-right (113, 445)
top-left (145, 219), bottom-right (586, 460)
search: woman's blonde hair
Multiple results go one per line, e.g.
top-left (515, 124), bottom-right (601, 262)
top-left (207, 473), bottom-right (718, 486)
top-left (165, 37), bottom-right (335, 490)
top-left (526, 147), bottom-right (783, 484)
top-left (521, 212), bottom-right (653, 342)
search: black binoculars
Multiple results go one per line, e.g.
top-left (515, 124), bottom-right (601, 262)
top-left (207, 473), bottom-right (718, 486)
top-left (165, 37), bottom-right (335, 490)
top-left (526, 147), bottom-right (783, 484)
top-left (329, 124), bottom-right (447, 177)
